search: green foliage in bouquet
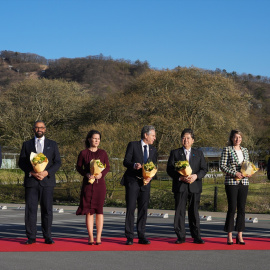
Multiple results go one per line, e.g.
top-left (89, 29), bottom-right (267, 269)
top-left (175, 160), bottom-right (189, 170)
top-left (32, 153), bottom-right (47, 165)
top-left (143, 161), bottom-right (156, 171)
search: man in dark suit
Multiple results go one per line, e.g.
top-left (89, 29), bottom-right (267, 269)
top-left (167, 128), bottom-right (207, 244)
top-left (122, 125), bottom-right (157, 245)
top-left (19, 120), bottom-right (61, 244)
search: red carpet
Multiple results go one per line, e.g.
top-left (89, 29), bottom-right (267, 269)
top-left (0, 238), bottom-right (269, 252)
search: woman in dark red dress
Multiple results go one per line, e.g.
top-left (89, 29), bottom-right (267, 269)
top-left (76, 130), bottom-right (110, 245)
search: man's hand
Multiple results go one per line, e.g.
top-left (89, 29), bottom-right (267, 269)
top-left (135, 163), bottom-right (142, 170)
top-left (143, 177), bottom-right (152, 185)
top-left (186, 174), bottom-right (197, 184)
top-left (31, 170), bottom-right (49, 181)
top-left (180, 174), bottom-right (197, 184)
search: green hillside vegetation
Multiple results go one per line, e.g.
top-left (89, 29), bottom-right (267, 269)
top-left (0, 50), bottom-right (270, 211)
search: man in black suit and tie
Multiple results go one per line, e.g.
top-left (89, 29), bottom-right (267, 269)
top-left (19, 120), bottom-right (61, 244)
top-left (122, 125), bottom-right (157, 245)
top-left (167, 128), bottom-right (207, 244)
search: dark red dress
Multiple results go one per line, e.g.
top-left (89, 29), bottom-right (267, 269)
top-left (76, 148), bottom-right (110, 215)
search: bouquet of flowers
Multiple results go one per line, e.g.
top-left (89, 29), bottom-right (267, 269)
top-left (89, 159), bottom-right (106, 184)
top-left (236, 161), bottom-right (259, 180)
top-left (30, 152), bottom-right (49, 173)
top-left (142, 161), bottom-right (157, 185)
top-left (175, 160), bottom-right (192, 176)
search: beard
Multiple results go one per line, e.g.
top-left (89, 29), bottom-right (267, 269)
top-left (35, 131), bottom-right (44, 138)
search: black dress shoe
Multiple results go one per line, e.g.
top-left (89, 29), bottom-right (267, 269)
top-left (138, 238), bottom-right (151, 245)
top-left (175, 238), bottom-right (186, 244)
top-left (45, 238), bottom-right (55, 244)
top-left (193, 238), bottom-right (205, 244)
top-left (126, 238), bottom-right (133, 245)
top-left (25, 239), bottom-right (36, 245)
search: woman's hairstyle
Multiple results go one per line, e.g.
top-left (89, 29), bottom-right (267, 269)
top-left (228, 129), bottom-right (242, 146)
top-left (85, 130), bottom-right (101, 148)
top-left (181, 128), bottom-right (194, 139)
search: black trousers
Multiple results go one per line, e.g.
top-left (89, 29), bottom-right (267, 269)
top-left (25, 185), bottom-right (54, 240)
top-left (224, 184), bottom-right (249, 232)
top-left (125, 181), bottom-right (150, 239)
top-left (174, 190), bottom-right (201, 239)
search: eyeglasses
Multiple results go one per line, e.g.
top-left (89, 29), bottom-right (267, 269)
top-left (34, 127), bottom-right (46, 130)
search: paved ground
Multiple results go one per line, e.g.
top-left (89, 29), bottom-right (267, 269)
top-left (0, 204), bottom-right (270, 270)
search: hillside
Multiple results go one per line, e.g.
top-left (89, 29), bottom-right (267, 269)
top-left (1, 50), bottom-right (270, 159)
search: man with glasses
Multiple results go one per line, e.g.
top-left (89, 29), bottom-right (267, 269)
top-left (19, 120), bottom-right (61, 244)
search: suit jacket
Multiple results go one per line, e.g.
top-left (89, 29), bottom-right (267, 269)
top-left (122, 141), bottom-right (158, 189)
top-left (167, 147), bottom-right (208, 193)
top-left (19, 138), bottom-right (61, 187)
top-left (220, 146), bottom-right (249, 185)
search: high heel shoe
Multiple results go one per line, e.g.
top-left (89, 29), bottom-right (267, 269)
top-left (95, 242), bottom-right (102, 245)
top-left (88, 237), bottom-right (94, 245)
top-left (227, 239), bottom-right (233, 245)
top-left (236, 236), bottom-right (245, 245)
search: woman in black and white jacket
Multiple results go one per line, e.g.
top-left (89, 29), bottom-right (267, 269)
top-left (220, 129), bottom-right (251, 245)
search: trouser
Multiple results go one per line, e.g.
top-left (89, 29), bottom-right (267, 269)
top-left (224, 184), bottom-right (249, 232)
top-left (25, 185), bottom-right (54, 239)
top-left (174, 191), bottom-right (201, 239)
top-left (125, 181), bottom-right (150, 239)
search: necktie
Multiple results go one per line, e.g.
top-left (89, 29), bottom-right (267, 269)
top-left (37, 139), bottom-right (42, 153)
top-left (143, 145), bottom-right (148, 164)
top-left (185, 150), bottom-right (190, 162)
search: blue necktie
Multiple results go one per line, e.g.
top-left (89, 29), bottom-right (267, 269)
top-left (143, 145), bottom-right (148, 163)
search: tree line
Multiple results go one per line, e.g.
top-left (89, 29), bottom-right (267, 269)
top-left (0, 50), bottom-right (270, 169)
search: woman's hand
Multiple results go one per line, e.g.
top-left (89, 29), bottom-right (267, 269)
top-left (86, 173), bottom-right (95, 180)
top-left (235, 172), bottom-right (243, 179)
top-left (95, 173), bottom-right (102, 180)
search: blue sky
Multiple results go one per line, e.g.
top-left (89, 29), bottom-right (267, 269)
top-left (1, 0), bottom-right (269, 77)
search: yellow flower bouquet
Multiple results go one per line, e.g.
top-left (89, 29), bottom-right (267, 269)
top-left (236, 161), bottom-right (259, 180)
top-left (89, 159), bottom-right (106, 184)
top-left (142, 161), bottom-right (157, 185)
top-left (30, 152), bottom-right (49, 173)
top-left (175, 160), bottom-right (192, 177)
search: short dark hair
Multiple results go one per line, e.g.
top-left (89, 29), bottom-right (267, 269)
top-left (228, 129), bottom-right (242, 146)
top-left (181, 128), bottom-right (194, 139)
top-left (85, 130), bottom-right (101, 148)
top-left (141, 125), bottom-right (155, 139)
top-left (33, 120), bottom-right (46, 129)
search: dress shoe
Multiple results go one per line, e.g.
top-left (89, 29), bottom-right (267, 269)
top-left (25, 239), bottom-right (36, 245)
top-left (175, 238), bottom-right (186, 244)
top-left (236, 236), bottom-right (245, 245)
top-left (45, 238), bottom-right (55, 244)
top-left (138, 238), bottom-right (151, 245)
top-left (126, 238), bottom-right (133, 245)
top-left (193, 238), bottom-right (205, 244)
